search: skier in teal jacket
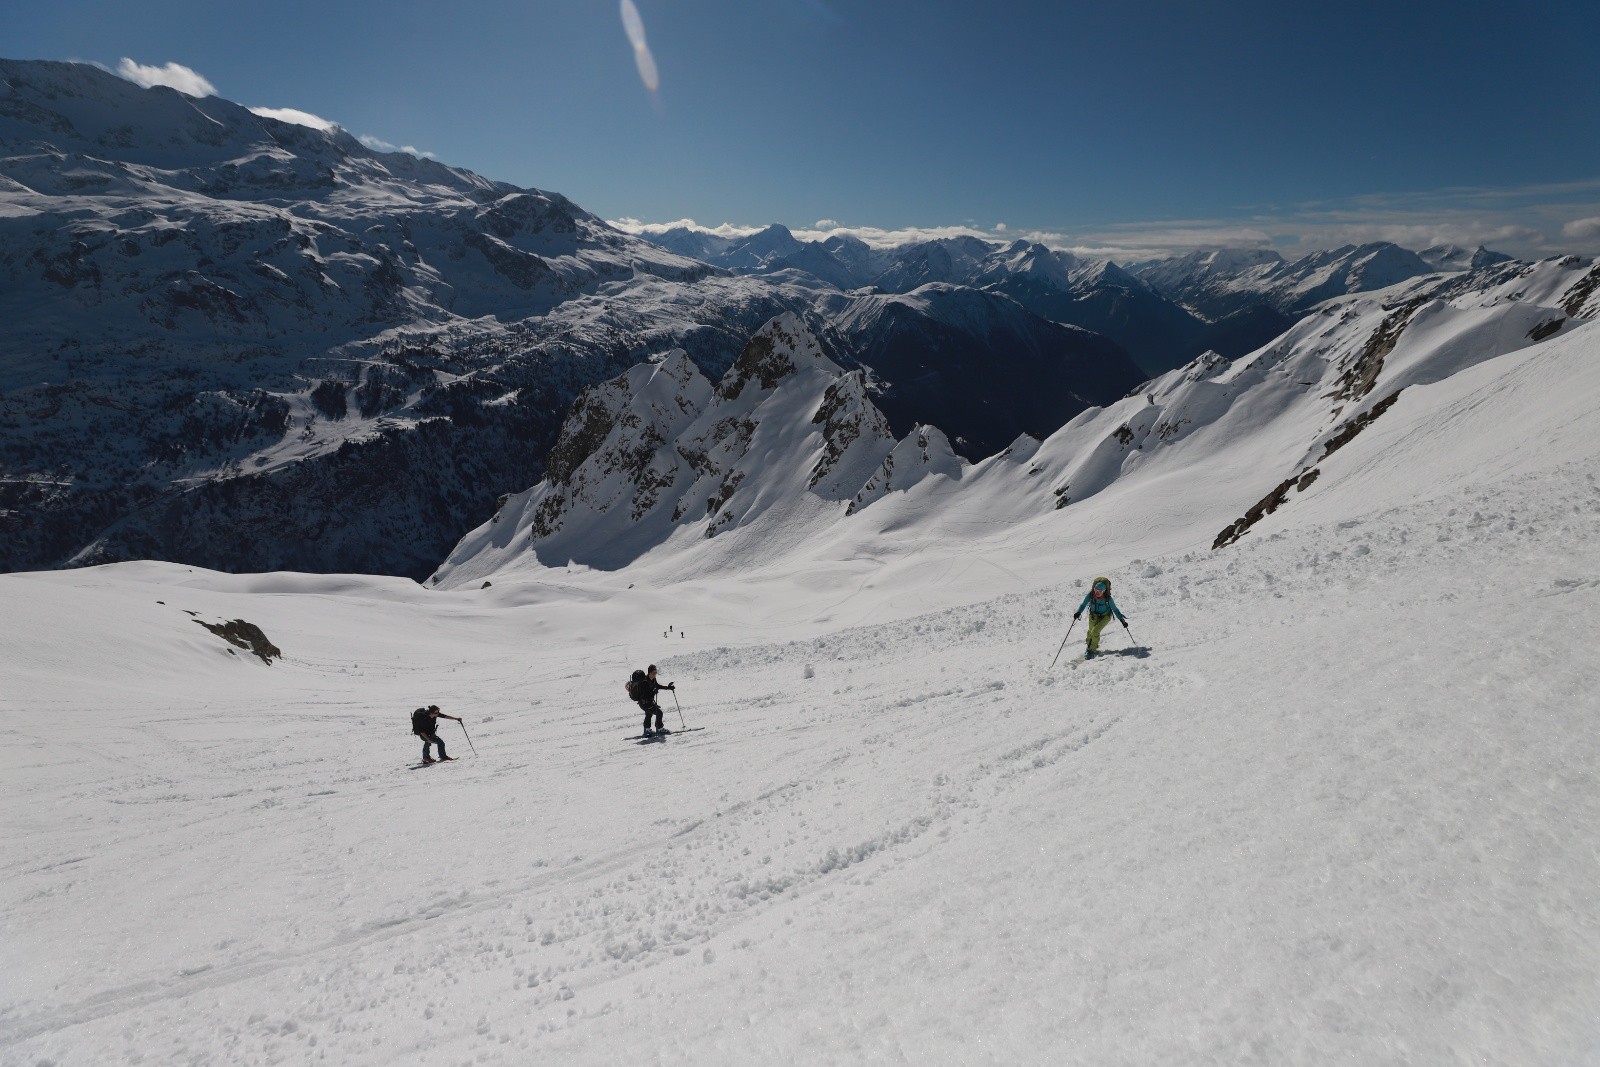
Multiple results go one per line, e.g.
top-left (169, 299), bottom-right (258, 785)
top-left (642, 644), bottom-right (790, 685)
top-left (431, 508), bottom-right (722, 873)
top-left (1074, 576), bottom-right (1128, 659)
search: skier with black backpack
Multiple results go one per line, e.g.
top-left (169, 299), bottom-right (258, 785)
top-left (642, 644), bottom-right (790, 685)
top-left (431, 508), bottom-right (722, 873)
top-left (626, 665), bottom-right (675, 736)
top-left (411, 704), bottom-right (461, 764)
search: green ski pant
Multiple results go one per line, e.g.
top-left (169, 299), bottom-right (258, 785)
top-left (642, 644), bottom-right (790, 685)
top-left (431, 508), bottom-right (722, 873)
top-left (1086, 612), bottom-right (1115, 652)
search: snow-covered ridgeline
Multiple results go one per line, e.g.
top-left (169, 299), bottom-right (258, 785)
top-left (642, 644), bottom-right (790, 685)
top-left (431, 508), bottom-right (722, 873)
top-left (436, 257), bottom-right (1598, 592)
top-left (434, 314), bottom-right (905, 583)
top-left (635, 224), bottom-right (1542, 378)
top-left (640, 222), bottom-right (1492, 321)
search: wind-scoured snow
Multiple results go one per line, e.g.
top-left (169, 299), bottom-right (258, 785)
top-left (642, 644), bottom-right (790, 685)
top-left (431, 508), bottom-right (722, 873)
top-left (4, 304), bottom-right (1600, 1064)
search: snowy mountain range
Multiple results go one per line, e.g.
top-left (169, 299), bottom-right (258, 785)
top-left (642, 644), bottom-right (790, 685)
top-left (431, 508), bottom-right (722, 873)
top-left (0, 59), bottom-right (1139, 577)
top-left (3, 57), bottom-right (1592, 586)
top-left (633, 223), bottom-right (1523, 379)
top-left (436, 254), bottom-right (1600, 588)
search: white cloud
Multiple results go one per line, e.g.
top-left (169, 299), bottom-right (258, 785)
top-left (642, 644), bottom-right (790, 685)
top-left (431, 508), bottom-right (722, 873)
top-left (1562, 216), bottom-right (1600, 242)
top-left (116, 58), bottom-right (216, 97)
top-left (611, 178), bottom-right (1600, 262)
top-left (630, 220), bottom-right (993, 248)
top-left (250, 107), bottom-right (337, 132)
top-left (610, 218), bottom-right (767, 239)
top-left (357, 134), bottom-right (437, 159)
top-left (614, 217), bottom-right (1028, 250)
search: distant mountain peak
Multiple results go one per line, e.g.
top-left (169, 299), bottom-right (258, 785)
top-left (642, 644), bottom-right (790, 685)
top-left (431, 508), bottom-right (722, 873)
top-left (715, 311), bottom-right (834, 401)
top-left (1419, 243), bottom-right (1513, 272)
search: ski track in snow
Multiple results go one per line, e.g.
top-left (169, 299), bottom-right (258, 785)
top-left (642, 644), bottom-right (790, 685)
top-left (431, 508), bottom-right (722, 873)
top-left (3, 467), bottom-right (1600, 1064)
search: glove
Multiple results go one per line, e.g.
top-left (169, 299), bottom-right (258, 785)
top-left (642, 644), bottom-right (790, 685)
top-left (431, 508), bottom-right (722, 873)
top-left (1120, 618), bottom-right (1130, 626)
top-left (1072, 611), bottom-right (1082, 621)
top-left (667, 682), bottom-right (676, 690)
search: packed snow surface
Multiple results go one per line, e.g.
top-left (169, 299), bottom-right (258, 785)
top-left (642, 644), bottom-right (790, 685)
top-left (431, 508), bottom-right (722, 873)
top-left (4, 325), bottom-right (1600, 1064)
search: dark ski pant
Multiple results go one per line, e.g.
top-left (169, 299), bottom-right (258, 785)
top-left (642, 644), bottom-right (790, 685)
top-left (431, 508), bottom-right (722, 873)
top-left (639, 700), bottom-right (663, 734)
top-left (418, 732), bottom-right (448, 761)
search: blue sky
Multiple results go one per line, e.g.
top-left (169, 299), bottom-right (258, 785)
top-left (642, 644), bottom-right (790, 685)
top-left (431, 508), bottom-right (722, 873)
top-left (10, 0), bottom-right (1600, 256)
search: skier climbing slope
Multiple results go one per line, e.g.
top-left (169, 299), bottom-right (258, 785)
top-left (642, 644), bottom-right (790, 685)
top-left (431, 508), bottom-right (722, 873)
top-left (1074, 576), bottom-right (1129, 659)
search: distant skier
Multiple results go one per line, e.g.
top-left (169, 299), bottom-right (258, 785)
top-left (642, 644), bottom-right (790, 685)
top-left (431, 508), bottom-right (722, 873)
top-left (411, 704), bottom-right (461, 764)
top-left (627, 664), bottom-right (675, 736)
top-left (1073, 576), bottom-right (1129, 659)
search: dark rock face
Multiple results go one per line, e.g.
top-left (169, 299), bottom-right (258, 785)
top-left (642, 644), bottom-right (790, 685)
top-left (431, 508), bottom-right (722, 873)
top-left (826, 286), bottom-right (1145, 460)
top-left (1212, 468), bottom-right (1321, 550)
top-left (717, 317), bottom-right (812, 400)
top-left (197, 618), bottom-right (282, 663)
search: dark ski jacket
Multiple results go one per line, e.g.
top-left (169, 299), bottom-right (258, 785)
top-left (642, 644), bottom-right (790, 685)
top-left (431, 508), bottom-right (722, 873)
top-left (635, 677), bottom-right (671, 707)
top-left (412, 707), bottom-right (459, 735)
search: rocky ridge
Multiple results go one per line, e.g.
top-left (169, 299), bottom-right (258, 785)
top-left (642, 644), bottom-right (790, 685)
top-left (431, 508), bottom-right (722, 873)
top-left (435, 254), bottom-right (1598, 588)
top-left (434, 315), bottom-right (905, 578)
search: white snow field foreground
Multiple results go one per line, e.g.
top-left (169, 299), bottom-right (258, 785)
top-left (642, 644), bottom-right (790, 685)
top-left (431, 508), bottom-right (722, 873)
top-left (5, 323), bottom-right (1600, 1064)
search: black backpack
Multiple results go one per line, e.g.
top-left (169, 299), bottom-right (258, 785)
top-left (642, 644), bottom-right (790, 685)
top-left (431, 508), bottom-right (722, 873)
top-left (625, 670), bottom-right (647, 701)
top-left (410, 707), bottom-right (431, 734)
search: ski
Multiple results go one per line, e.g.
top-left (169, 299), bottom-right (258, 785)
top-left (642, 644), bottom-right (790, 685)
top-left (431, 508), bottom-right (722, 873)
top-left (625, 727), bottom-right (706, 741)
top-left (1076, 645), bottom-right (1152, 663)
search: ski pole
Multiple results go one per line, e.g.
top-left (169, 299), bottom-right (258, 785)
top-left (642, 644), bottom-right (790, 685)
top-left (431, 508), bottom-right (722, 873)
top-left (459, 719), bottom-right (478, 757)
top-left (670, 688), bottom-right (687, 730)
top-left (1121, 621), bottom-right (1139, 647)
top-left (1049, 616), bottom-right (1080, 669)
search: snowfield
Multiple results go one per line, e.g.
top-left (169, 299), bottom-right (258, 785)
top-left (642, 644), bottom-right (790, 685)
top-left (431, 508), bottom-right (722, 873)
top-left (4, 320), bottom-right (1600, 1063)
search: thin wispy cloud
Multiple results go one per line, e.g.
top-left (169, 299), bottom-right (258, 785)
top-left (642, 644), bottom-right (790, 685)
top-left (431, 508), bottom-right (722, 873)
top-left (116, 58), bottom-right (215, 97)
top-left (249, 106), bottom-right (337, 132)
top-left (620, 0), bottom-right (660, 94)
top-left (357, 134), bottom-right (437, 159)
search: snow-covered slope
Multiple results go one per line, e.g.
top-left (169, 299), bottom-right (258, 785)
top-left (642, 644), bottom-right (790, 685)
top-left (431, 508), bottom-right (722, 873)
top-left (1134, 241), bottom-right (1442, 320)
top-left (4, 292), bottom-right (1600, 1063)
